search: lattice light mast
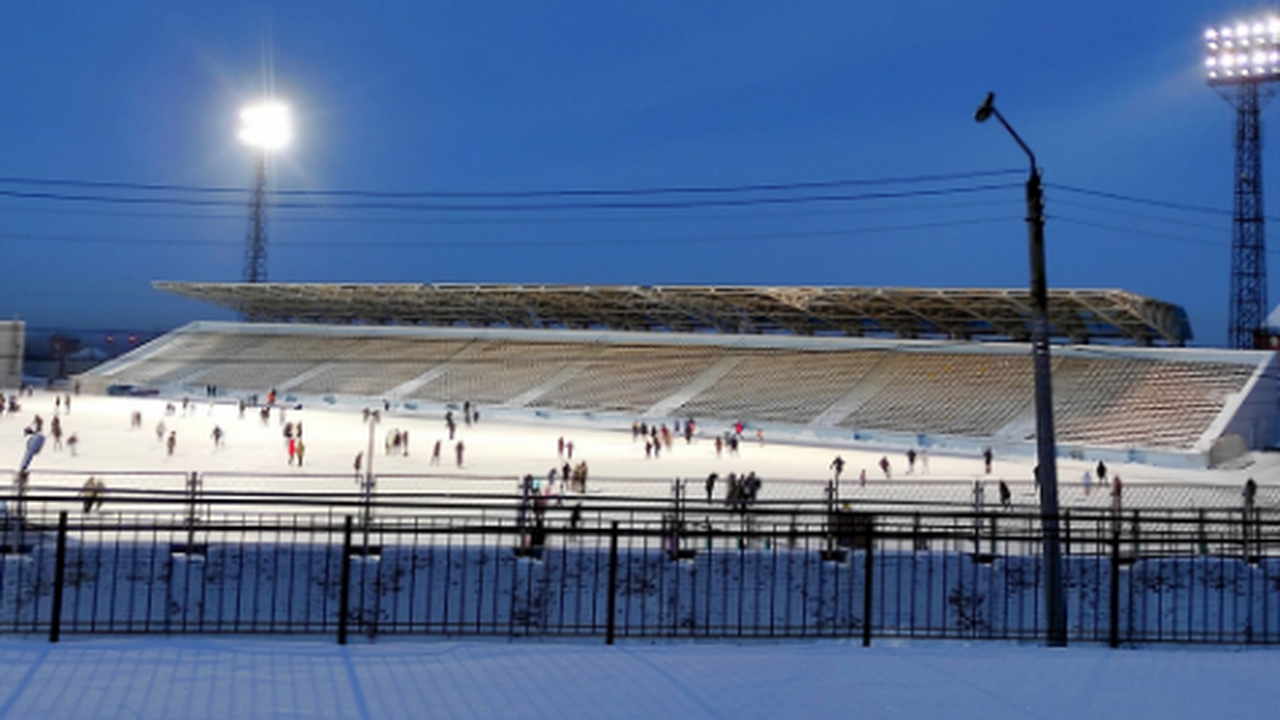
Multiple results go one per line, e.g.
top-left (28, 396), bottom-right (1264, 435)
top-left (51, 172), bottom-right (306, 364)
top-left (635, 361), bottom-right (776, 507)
top-left (238, 101), bottom-right (291, 286)
top-left (1206, 19), bottom-right (1279, 349)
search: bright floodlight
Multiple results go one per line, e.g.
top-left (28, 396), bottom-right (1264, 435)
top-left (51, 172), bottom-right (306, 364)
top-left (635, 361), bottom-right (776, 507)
top-left (1208, 16), bottom-right (1280, 83)
top-left (239, 102), bottom-right (292, 151)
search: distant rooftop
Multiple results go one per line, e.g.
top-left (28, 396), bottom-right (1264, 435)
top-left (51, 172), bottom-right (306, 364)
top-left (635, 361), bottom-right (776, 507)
top-left (153, 282), bottom-right (1194, 346)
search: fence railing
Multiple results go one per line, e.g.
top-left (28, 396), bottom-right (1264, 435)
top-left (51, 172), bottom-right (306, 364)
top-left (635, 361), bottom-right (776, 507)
top-left (0, 492), bottom-right (1276, 647)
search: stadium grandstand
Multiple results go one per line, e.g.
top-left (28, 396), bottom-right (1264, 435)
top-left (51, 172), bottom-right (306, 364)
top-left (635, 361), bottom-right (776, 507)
top-left (155, 282), bottom-right (1192, 345)
top-left (76, 282), bottom-right (1277, 469)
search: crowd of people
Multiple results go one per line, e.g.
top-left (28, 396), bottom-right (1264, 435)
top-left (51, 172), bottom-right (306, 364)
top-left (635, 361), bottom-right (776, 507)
top-left (702, 471), bottom-right (763, 509)
top-left (5, 387), bottom-right (1268, 528)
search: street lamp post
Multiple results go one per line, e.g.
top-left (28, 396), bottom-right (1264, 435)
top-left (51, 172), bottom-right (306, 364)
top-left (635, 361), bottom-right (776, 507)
top-left (364, 410), bottom-right (379, 533)
top-left (975, 92), bottom-right (1067, 647)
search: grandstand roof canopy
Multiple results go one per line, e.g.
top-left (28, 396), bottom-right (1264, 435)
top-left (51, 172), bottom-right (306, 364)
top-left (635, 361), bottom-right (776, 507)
top-left (154, 282), bottom-right (1193, 346)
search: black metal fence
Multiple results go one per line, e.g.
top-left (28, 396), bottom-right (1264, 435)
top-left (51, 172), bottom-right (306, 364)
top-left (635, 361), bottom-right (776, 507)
top-left (0, 491), bottom-right (1277, 647)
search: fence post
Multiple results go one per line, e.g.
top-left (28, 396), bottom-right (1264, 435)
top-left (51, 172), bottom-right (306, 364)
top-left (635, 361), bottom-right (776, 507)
top-left (605, 521), bottom-right (620, 645)
top-left (862, 518), bottom-right (874, 648)
top-left (338, 515), bottom-right (353, 645)
top-left (1131, 510), bottom-right (1141, 558)
top-left (1063, 509), bottom-right (1071, 556)
top-left (1242, 505), bottom-right (1254, 561)
top-left (185, 471), bottom-right (201, 550)
top-left (1197, 509), bottom-right (1208, 556)
top-left (49, 511), bottom-right (68, 643)
top-left (1108, 518), bottom-right (1121, 649)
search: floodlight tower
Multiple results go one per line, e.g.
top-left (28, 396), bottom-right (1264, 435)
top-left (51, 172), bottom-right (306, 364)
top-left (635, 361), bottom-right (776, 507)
top-left (1206, 19), bottom-right (1279, 349)
top-left (238, 101), bottom-right (291, 286)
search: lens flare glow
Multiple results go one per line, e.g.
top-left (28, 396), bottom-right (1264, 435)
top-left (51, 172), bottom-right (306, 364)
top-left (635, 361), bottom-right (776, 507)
top-left (239, 102), bottom-right (292, 151)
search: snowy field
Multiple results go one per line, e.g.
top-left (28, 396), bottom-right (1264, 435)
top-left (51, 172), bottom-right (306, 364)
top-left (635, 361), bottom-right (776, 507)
top-left (0, 636), bottom-right (1271, 720)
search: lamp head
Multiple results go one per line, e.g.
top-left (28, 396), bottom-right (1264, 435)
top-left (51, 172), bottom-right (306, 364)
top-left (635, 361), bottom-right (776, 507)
top-left (1206, 16), bottom-right (1280, 83)
top-left (975, 92), bottom-right (996, 123)
top-left (239, 101), bottom-right (292, 151)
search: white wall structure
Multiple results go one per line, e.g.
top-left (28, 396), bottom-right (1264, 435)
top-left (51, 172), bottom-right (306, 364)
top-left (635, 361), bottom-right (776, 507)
top-left (0, 320), bottom-right (23, 389)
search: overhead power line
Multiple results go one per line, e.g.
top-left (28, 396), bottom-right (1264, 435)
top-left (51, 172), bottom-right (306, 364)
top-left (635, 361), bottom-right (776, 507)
top-left (0, 168), bottom-right (1023, 199)
top-left (0, 216), bottom-right (1016, 250)
top-left (0, 170), bottom-right (1244, 217)
top-left (0, 169), bottom-right (1257, 249)
top-left (0, 182), bottom-right (1024, 212)
top-left (0, 195), bottom-right (1025, 226)
top-left (1050, 198), bottom-right (1226, 233)
top-left (0, 170), bottom-right (1250, 221)
top-left (1047, 183), bottom-right (1231, 217)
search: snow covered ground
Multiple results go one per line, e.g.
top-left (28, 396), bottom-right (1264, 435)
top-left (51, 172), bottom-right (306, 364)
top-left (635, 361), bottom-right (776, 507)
top-left (0, 636), bottom-right (1271, 719)
top-left (0, 389), bottom-right (1273, 719)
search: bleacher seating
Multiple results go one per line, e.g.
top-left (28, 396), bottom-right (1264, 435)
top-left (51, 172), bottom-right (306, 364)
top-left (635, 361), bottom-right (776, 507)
top-left (79, 323), bottom-right (1267, 455)
top-left (293, 338), bottom-right (472, 397)
top-left (114, 332), bottom-right (262, 386)
top-left (531, 344), bottom-right (725, 414)
top-left (680, 350), bottom-right (887, 425)
top-left (187, 334), bottom-right (335, 390)
top-left (410, 341), bottom-right (594, 405)
top-left (1052, 359), bottom-right (1257, 449)
top-left (837, 353), bottom-right (1035, 437)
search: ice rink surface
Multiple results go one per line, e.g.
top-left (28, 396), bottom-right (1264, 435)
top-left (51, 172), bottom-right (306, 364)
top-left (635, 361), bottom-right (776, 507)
top-left (2, 389), bottom-right (1270, 506)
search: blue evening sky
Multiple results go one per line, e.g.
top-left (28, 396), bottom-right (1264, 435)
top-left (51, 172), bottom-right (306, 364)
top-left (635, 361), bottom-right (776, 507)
top-left (0, 2), bottom-right (1263, 346)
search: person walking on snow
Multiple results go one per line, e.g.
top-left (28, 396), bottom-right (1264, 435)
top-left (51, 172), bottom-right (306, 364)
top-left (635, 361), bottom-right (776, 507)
top-left (830, 455), bottom-right (845, 483)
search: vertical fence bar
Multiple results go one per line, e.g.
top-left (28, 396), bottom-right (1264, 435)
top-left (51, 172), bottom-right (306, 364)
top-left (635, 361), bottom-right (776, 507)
top-left (1064, 509), bottom-right (1071, 556)
top-left (605, 521), bottom-right (619, 645)
top-left (49, 511), bottom-right (68, 643)
top-left (862, 519), bottom-right (874, 648)
top-left (1108, 518), bottom-right (1121, 649)
top-left (338, 515), bottom-right (353, 645)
